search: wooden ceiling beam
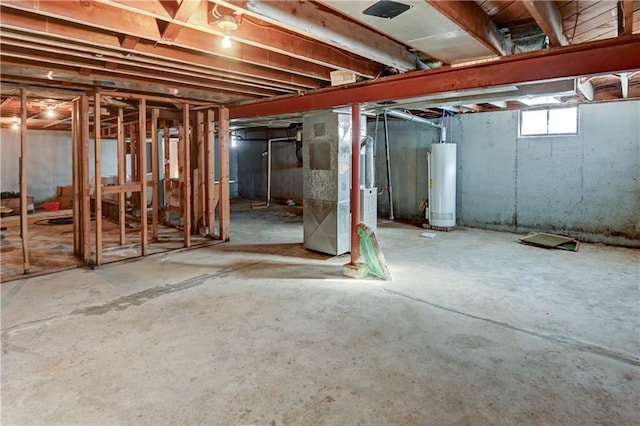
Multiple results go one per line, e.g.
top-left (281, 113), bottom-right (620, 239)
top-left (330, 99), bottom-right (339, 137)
top-left (210, 0), bottom-right (417, 72)
top-left (105, 0), bottom-right (382, 77)
top-left (619, 0), bottom-right (634, 37)
top-left (0, 1), bottom-right (338, 80)
top-left (522, 0), bottom-right (569, 46)
top-left (0, 8), bottom-right (323, 88)
top-left (426, 0), bottom-right (513, 56)
top-left (0, 34), bottom-right (299, 94)
top-left (120, 35), bottom-right (140, 50)
top-left (160, 0), bottom-right (202, 41)
top-left (0, 56), bottom-right (268, 100)
top-left (229, 35), bottom-right (640, 119)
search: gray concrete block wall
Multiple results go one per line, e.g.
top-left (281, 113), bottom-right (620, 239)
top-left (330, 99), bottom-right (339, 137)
top-left (457, 101), bottom-right (640, 247)
top-left (455, 111), bottom-right (518, 231)
top-left (369, 119), bottom-right (440, 221)
top-left (236, 128), bottom-right (302, 203)
top-left (1, 130), bottom-right (117, 203)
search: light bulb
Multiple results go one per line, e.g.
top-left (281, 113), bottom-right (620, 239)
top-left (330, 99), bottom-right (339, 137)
top-left (46, 108), bottom-right (55, 118)
top-left (11, 121), bottom-right (19, 130)
top-left (221, 34), bottom-right (232, 49)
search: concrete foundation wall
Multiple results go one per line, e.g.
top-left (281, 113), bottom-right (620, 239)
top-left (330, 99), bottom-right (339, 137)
top-left (369, 119), bottom-right (441, 221)
top-left (456, 101), bottom-right (640, 247)
top-left (237, 129), bottom-right (302, 203)
top-left (1, 130), bottom-right (117, 203)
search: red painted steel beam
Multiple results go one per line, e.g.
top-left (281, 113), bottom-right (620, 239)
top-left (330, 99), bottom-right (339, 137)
top-left (230, 35), bottom-right (640, 119)
top-left (350, 103), bottom-right (361, 265)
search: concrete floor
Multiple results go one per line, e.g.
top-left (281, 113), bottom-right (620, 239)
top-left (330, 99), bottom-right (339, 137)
top-left (2, 202), bottom-right (639, 424)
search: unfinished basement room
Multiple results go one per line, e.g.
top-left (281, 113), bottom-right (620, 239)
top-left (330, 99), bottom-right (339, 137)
top-left (1, 0), bottom-right (639, 424)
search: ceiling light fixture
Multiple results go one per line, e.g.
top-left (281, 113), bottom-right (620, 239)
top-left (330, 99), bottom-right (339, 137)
top-left (11, 118), bottom-right (19, 130)
top-left (46, 105), bottom-right (56, 118)
top-left (217, 15), bottom-right (238, 49)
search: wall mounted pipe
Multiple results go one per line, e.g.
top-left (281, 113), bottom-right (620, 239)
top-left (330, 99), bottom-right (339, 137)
top-left (383, 111), bottom-right (394, 220)
top-left (385, 109), bottom-right (442, 128)
top-left (267, 137), bottom-right (296, 206)
top-left (360, 136), bottom-right (375, 189)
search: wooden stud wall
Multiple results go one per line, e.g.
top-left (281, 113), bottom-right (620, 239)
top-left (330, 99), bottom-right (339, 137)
top-left (64, 93), bottom-right (230, 268)
top-left (218, 106), bottom-right (230, 241)
top-left (19, 88), bottom-right (29, 273)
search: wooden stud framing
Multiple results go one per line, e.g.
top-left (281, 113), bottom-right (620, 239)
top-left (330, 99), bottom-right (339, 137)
top-left (19, 87), bottom-right (29, 273)
top-left (205, 109), bottom-right (216, 237)
top-left (81, 94), bottom-right (91, 262)
top-left (183, 103), bottom-right (191, 247)
top-left (196, 111), bottom-right (206, 232)
top-left (218, 106), bottom-right (230, 241)
top-left (94, 91), bottom-right (103, 265)
top-left (72, 98), bottom-right (80, 257)
top-left (163, 121), bottom-right (170, 211)
top-left (151, 108), bottom-right (159, 241)
top-left (193, 168), bottom-right (199, 235)
top-left (117, 108), bottom-right (126, 245)
top-left (139, 98), bottom-right (148, 256)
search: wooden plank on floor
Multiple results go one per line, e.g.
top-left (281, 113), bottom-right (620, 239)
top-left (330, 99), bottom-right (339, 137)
top-left (139, 98), bottom-right (148, 256)
top-left (19, 87), bottom-right (29, 273)
top-left (218, 106), bottom-right (230, 241)
top-left (151, 108), bottom-right (159, 241)
top-left (94, 91), bottom-right (103, 265)
top-left (117, 108), bottom-right (126, 245)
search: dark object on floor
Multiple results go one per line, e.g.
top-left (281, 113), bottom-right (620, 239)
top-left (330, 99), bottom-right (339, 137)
top-left (519, 232), bottom-right (580, 252)
top-left (35, 216), bottom-right (74, 226)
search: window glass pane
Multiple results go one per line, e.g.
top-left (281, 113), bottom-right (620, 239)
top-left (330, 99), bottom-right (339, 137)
top-left (521, 110), bottom-right (548, 135)
top-left (548, 107), bottom-right (577, 134)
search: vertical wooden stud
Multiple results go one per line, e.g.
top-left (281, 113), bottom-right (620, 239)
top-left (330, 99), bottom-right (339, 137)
top-left (19, 88), bottom-right (29, 273)
top-left (193, 168), bottom-right (199, 234)
top-left (72, 99), bottom-right (80, 257)
top-left (205, 109), bottom-right (215, 237)
top-left (163, 122), bottom-right (170, 211)
top-left (139, 99), bottom-right (148, 256)
top-left (151, 108), bottom-right (159, 241)
top-left (218, 106), bottom-right (230, 241)
top-left (183, 103), bottom-right (191, 247)
top-left (94, 92), bottom-right (102, 265)
top-left (117, 108), bottom-right (126, 245)
top-left (197, 111), bottom-right (206, 231)
top-left (81, 95), bottom-right (91, 262)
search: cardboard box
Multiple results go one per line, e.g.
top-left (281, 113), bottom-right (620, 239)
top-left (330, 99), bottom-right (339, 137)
top-left (56, 185), bottom-right (73, 197)
top-left (58, 195), bottom-right (73, 210)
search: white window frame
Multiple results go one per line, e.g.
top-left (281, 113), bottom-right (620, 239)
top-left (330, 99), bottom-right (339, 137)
top-left (519, 106), bottom-right (579, 137)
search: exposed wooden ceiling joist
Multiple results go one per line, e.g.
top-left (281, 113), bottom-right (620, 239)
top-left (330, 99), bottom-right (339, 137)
top-left (160, 0), bottom-right (203, 41)
top-left (619, 0), bottom-right (634, 37)
top-left (0, 7), bottom-right (324, 90)
top-left (426, 0), bottom-right (514, 56)
top-left (522, 0), bottom-right (569, 46)
top-left (211, 0), bottom-right (421, 72)
top-left (0, 0), bottom-right (348, 80)
top-left (0, 33), bottom-right (302, 94)
top-left (99, 0), bottom-right (383, 77)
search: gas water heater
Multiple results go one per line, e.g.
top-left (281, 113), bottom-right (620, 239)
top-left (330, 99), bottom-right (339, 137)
top-left (428, 143), bottom-right (457, 228)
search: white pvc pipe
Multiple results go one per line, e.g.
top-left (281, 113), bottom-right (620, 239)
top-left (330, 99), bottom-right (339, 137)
top-left (267, 137), bottom-right (296, 206)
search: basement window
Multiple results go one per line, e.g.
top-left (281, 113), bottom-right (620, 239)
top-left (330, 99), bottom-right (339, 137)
top-left (520, 106), bottom-right (578, 136)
